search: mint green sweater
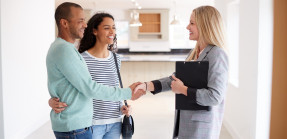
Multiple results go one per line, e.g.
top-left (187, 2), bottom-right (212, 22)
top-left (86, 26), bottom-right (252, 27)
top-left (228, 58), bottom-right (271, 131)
top-left (46, 38), bottom-right (132, 132)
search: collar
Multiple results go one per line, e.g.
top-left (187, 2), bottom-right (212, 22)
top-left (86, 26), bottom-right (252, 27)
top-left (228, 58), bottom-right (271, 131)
top-left (196, 45), bottom-right (214, 61)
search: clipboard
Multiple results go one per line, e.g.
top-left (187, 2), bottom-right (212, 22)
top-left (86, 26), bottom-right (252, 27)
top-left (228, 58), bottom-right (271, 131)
top-left (175, 61), bottom-right (210, 111)
top-left (173, 61), bottom-right (210, 138)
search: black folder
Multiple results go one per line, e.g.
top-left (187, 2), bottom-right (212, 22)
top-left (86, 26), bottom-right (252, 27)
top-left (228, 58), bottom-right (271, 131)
top-left (173, 61), bottom-right (211, 138)
top-left (175, 61), bottom-right (210, 111)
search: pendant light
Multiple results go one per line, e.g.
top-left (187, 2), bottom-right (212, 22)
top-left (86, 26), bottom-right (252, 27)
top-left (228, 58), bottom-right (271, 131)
top-left (129, 1), bottom-right (142, 27)
top-left (170, 0), bottom-right (180, 25)
top-left (130, 10), bottom-right (142, 27)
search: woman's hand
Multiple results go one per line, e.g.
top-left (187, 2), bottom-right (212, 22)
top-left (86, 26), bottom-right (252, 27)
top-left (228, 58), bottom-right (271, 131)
top-left (133, 83), bottom-right (146, 93)
top-left (171, 75), bottom-right (188, 96)
top-left (48, 97), bottom-right (67, 113)
top-left (121, 105), bottom-right (132, 117)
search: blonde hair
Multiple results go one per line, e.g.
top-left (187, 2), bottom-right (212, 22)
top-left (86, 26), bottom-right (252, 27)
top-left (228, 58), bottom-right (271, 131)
top-left (186, 6), bottom-right (226, 61)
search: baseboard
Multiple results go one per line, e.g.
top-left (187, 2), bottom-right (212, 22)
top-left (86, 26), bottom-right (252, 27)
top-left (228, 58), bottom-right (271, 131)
top-left (223, 118), bottom-right (241, 139)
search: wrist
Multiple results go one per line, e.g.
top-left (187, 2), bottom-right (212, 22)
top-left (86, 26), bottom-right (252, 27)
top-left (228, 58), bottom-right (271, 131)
top-left (146, 82), bottom-right (154, 91)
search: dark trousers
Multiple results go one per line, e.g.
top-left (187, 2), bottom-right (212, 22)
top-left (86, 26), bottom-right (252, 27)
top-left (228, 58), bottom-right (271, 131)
top-left (53, 127), bottom-right (92, 139)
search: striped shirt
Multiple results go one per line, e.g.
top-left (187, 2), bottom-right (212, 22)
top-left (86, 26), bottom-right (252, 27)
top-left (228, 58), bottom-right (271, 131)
top-left (81, 51), bottom-right (123, 125)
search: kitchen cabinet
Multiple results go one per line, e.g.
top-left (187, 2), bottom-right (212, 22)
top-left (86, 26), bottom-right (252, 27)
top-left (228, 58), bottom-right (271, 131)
top-left (130, 9), bottom-right (169, 41)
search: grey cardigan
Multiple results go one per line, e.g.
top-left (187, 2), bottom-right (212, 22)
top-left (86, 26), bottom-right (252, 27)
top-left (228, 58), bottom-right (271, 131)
top-left (151, 45), bottom-right (229, 139)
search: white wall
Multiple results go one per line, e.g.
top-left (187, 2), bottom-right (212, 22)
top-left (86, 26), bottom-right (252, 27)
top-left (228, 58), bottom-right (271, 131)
top-left (255, 0), bottom-right (273, 139)
top-left (0, 0), bottom-right (4, 138)
top-left (0, 0), bottom-right (55, 138)
top-left (215, 0), bottom-right (273, 139)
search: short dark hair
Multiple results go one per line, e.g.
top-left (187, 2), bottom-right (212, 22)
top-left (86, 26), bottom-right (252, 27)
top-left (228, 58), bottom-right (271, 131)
top-left (55, 2), bottom-right (82, 27)
top-left (79, 12), bottom-right (117, 53)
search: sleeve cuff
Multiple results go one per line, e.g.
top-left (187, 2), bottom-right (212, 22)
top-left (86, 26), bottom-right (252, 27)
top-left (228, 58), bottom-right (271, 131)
top-left (150, 80), bottom-right (162, 95)
top-left (187, 88), bottom-right (197, 103)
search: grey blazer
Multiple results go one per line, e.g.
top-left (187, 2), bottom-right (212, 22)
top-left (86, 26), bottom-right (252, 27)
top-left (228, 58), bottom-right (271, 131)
top-left (151, 45), bottom-right (229, 139)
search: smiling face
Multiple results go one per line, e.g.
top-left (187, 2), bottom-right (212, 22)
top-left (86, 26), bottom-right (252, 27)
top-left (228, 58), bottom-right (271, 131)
top-left (93, 17), bottom-right (116, 45)
top-left (186, 12), bottom-right (199, 41)
top-left (66, 7), bottom-right (87, 40)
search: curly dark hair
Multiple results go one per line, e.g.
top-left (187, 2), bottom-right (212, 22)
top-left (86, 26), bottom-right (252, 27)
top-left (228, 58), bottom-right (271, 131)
top-left (79, 12), bottom-right (117, 53)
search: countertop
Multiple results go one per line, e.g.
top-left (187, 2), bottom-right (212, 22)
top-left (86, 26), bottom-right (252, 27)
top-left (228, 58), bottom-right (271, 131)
top-left (119, 54), bottom-right (187, 62)
top-left (117, 49), bottom-right (189, 62)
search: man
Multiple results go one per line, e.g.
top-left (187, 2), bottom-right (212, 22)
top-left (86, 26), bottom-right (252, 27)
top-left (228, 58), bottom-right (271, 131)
top-left (46, 2), bottom-right (144, 138)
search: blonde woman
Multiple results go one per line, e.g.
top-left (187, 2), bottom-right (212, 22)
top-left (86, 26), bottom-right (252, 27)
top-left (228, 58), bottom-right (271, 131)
top-left (135, 6), bottom-right (229, 139)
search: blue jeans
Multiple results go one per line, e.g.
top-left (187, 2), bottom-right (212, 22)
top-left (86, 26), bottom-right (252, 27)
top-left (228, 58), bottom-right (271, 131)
top-left (54, 127), bottom-right (92, 139)
top-left (92, 122), bottom-right (122, 139)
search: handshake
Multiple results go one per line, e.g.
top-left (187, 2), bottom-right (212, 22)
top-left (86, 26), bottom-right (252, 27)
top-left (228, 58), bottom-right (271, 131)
top-left (129, 75), bottom-right (187, 101)
top-left (129, 82), bottom-right (149, 100)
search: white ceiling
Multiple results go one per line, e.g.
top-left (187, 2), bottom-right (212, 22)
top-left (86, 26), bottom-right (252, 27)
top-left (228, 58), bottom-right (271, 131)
top-left (55, 0), bottom-right (214, 22)
top-left (55, 0), bottom-right (213, 10)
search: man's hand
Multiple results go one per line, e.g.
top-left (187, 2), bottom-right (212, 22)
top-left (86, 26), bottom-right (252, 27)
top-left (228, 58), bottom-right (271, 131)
top-left (134, 83), bottom-right (146, 93)
top-left (129, 82), bottom-right (146, 100)
top-left (48, 97), bottom-right (67, 113)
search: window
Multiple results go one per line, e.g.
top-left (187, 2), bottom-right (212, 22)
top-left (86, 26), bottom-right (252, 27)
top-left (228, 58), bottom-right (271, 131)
top-left (170, 22), bottom-right (196, 49)
top-left (227, 1), bottom-right (239, 87)
top-left (115, 21), bottom-right (129, 48)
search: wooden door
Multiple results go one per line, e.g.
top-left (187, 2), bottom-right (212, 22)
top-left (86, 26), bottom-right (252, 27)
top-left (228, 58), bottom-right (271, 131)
top-left (269, 0), bottom-right (287, 138)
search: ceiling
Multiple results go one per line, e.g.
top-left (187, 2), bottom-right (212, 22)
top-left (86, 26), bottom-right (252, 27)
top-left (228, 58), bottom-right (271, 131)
top-left (55, 0), bottom-right (213, 10)
top-left (55, 0), bottom-right (214, 22)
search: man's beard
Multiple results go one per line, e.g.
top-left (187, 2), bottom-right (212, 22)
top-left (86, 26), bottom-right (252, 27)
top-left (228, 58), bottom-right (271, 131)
top-left (69, 27), bottom-right (82, 40)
